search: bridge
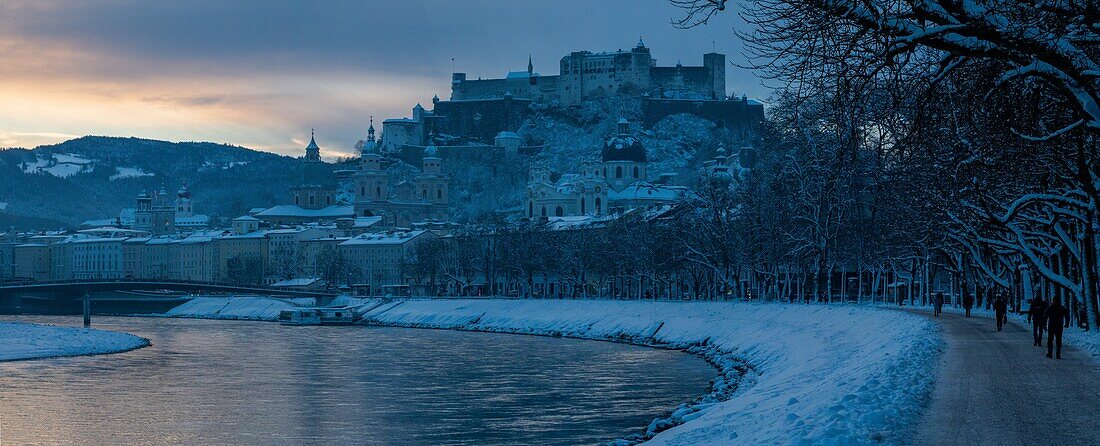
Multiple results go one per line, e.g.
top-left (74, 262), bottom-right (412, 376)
top-left (0, 279), bottom-right (338, 316)
top-left (0, 279), bottom-right (338, 298)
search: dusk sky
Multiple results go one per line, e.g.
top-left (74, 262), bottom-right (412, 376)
top-left (0, 1), bottom-right (766, 157)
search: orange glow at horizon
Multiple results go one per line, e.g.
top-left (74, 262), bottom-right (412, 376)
top-left (0, 36), bottom-right (443, 156)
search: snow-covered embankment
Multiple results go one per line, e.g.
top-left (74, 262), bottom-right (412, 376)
top-left (163, 296), bottom-right (314, 320)
top-left (359, 300), bottom-right (942, 445)
top-left (0, 322), bottom-right (149, 362)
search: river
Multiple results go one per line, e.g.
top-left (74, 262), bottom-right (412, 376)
top-left (0, 316), bottom-right (714, 445)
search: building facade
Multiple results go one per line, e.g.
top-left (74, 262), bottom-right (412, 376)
top-left (339, 230), bottom-right (435, 295)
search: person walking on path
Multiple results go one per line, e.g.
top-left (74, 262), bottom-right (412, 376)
top-left (934, 292), bottom-right (944, 317)
top-left (963, 293), bottom-right (974, 318)
top-left (1027, 297), bottom-right (1048, 347)
top-left (993, 296), bottom-right (1008, 331)
top-left (1045, 298), bottom-right (1071, 359)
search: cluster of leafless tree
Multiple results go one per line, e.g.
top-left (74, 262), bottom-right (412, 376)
top-left (663, 0), bottom-right (1099, 327)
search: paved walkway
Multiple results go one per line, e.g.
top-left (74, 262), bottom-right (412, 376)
top-left (910, 310), bottom-right (1100, 445)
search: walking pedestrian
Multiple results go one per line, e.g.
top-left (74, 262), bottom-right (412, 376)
top-left (963, 293), bottom-right (974, 318)
top-left (934, 292), bottom-right (944, 317)
top-left (993, 295), bottom-right (1008, 331)
top-left (1045, 297), bottom-right (1071, 359)
top-left (1027, 296), bottom-right (1048, 347)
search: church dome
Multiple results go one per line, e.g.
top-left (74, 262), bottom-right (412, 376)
top-left (292, 160), bottom-right (336, 189)
top-left (602, 118), bottom-right (647, 163)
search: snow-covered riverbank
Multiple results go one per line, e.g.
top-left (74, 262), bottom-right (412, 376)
top-left (163, 296), bottom-right (314, 320)
top-left (0, 321), bottom-right (149, 362)
top-left (352, 299), bottom-right (941, 445)
top-left (160, 296), bottom-right (941, 445)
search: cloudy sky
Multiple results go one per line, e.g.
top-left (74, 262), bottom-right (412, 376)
top-left (0, 0), bottom-right (765, 157)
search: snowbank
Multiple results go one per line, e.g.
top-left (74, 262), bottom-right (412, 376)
top-left (360, 300), bottom-right (941, 445)
top-left (164, 296), bottom-right (312, 320)
top-left (0, 321), bottom-right (149, 362)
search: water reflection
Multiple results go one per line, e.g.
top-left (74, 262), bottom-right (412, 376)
top-left (0, 317), bottom-right (713, 445)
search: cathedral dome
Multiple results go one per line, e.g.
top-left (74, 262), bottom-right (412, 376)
top-left (292, 160), bottom-right (336, 189)
top-left (601, 118), bottom-right (647, 163)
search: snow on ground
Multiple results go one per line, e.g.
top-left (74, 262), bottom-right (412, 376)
top-left (356, 299), bottom-right (941, 446)
top-left (53, 153), bottom-right (93, 164)
top-left (164, 296), bottom-right (311, 320)
top-left (0, 321), bottom-right (149, 362)
top-left (109, 166), bottom-right (155, 181)
top-left (21, 153), bottom-right (94, 178)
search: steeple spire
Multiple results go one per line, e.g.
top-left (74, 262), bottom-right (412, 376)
top-left (367, 116), bottom-right (375, 141)
top-left (528, 55), bottom-right (533, 75)
top-left (305, 129), bottom-right (321, 161)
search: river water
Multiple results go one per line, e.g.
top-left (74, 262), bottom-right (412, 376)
top-left (0, 316), bottom-right (713, 445)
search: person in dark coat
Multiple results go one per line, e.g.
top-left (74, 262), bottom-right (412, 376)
top-left (993, 296), bottom-right (1008, 331)
top-left (963, 293), bottom-right (974, 318)
top-left (1027, 297), bottom-right (1048, 347)
top-left (1045, 298), bottom-right (1071, 359)
top-left (933, 292), bottom-right (944, 317)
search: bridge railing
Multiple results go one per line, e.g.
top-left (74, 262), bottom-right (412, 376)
top-left (0, 278), bottom-right (335, 295)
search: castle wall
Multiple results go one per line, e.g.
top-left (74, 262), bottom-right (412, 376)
top-left (649, 66), bottom-right (715, 98)
top-left (382, 120), bottom-right (422, 151)
top-left (431, 97), bottom-right (532, 144)
top-left (642, 97), bottom-right (765, 137)
top-left (449, 45), bottom-right (726, 106)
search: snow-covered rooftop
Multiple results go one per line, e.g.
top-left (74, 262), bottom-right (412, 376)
top-left (340, 230), bottom-right (428, 246)
top-left (255, 205), bottom-right (355, 219)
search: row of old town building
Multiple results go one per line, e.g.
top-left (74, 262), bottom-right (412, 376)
top-left (0, 120), bottom-right (753, 297)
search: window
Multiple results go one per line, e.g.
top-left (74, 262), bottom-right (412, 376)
top-left (309, 195), bottom-right (315, 205)
top-left (529, 201), bottom-right (534, 217)
top-left (616, 166), bottom-right (623, 178)
top-left (437, 189), bottom-right (443, 199)
top-left (541, 206), bottom-right (547, 217)
top-left (580, 197), bottom-right (586, 214)
top-left (295, 196), bottom-right (300, 205)
top-left (360, 186), bottom-right (365, 196)
top-left (595, 197), bottom-right (602, 214)
top-left (633, 166), bottom-right (639, 178)
top-left (555, 206), bottom-right (564, 217)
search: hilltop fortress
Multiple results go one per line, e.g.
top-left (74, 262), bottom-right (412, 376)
top-left (451, 39), bottom-right (726, 105)
top-left (382, 41), bottom-right (763, 153)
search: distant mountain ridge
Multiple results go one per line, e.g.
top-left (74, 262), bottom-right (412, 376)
top-left (0, 136), bottom-right (306, 229)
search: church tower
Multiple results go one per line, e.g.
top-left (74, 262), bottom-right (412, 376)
top-left (416, 145), bottom-right (449, 205)
top-left (149, 186), bottom-right (177, 236)
top-left (354, 117), bottom-right (390, 217)
top-left (291, 130), bottom-right (337, 210)
top-left (601, 117), bottom-right (648, 192)
top-left (175, 182), bottom-right (193, 218)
